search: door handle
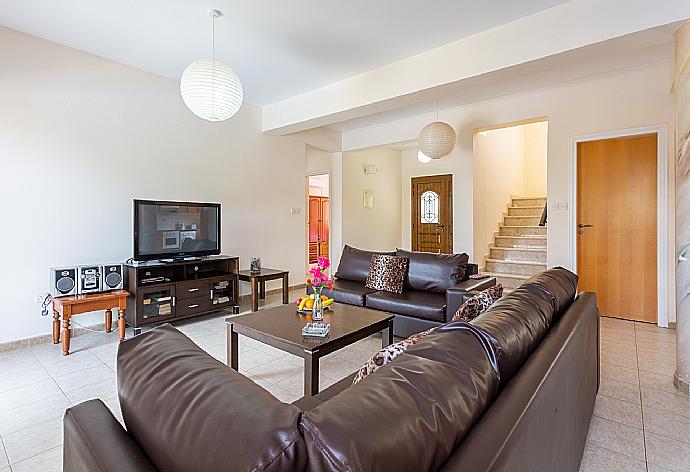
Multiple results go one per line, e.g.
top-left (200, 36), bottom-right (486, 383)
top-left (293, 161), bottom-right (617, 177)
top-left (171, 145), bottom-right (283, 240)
top-left (577, 224), bottom-right (593, 228)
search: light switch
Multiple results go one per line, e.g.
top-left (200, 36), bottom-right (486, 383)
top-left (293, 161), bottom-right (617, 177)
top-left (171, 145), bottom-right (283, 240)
top-left (290, 208), bottom-right (302, 215)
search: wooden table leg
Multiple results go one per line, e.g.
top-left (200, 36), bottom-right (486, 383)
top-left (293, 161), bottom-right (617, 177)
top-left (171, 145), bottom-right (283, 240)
top-left (118, 309), bottom-right (126, 342)
top-left (105, 309), bottom-right (112, 333)
top-left (259, 281), bottom-right (266, 299)
top-left (304, 353), bottom-right (320, 396)
top-left (52, 309), bottom-right (60, 344)
top-left (251, 278), bottom-right (259, 311)
top-left (382, 319), bottom-right (394, 348)
top-left (282, 274), bottom-right (289, 305)
top-left (227, 324), bottom-right (238, 370)
top-left (62, 316), bottom-right (71, 356)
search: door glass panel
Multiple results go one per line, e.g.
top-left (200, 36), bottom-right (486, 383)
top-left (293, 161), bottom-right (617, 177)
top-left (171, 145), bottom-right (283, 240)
top-left (420, 191), bottom-right (439, 223)
top-left (142, 289), bottom-right (173, 319)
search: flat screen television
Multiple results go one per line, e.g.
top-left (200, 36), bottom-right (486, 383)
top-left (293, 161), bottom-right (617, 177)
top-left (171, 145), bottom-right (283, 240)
top-left (133, 199), bottom-right (221, 261)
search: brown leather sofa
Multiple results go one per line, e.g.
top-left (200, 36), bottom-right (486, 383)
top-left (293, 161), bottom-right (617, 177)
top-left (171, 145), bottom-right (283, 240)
top-left (323, 245), bottom-right (497, 337)
top-left (63, 267), bottom-right (599, 472)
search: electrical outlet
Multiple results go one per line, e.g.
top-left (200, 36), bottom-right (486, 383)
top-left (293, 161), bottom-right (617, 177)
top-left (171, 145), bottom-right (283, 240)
top-left (35, 292), bottom-right (49, 304)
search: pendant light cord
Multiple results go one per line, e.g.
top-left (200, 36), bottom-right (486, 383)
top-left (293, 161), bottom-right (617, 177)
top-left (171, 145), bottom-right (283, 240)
top-left (211, 12), bottom-right (216, 118)
top-left (436, 98), bottom-right (439, 122)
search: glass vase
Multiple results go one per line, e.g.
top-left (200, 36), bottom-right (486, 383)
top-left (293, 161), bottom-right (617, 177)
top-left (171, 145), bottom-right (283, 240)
top-left (312, 287), bottom-right (324, 321)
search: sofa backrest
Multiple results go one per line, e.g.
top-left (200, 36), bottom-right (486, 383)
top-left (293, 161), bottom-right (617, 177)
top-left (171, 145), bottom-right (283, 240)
top-left (117, 324), bottom-right (307, 472)
top-left (397, 249), bottom-right (469, 292)
top-left (470, 267), bottom-right (578, 385)
top-left (300, 323), bottom-right (501, 472)
top-left (334, 245), bottom-right (395, 282)
top-left (441, 292), bottom-right (599, 472)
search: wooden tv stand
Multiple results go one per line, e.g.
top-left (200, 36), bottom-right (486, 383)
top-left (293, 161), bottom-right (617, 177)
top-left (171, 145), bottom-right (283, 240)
top-left (125, 255), bottom-right (239, 334)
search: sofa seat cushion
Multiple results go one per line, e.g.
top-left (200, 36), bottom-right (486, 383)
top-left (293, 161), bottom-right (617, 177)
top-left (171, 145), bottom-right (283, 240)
top-left (396, 249), bottom-right (469, 292)
top-left (322, 279), bottom-right (378, 307)
top-left (117, 324), bottom-right (307, 472)
top-left (365, 289), bottom-right (447, 322)
top-left (300, 323), bottom-right (501, 472)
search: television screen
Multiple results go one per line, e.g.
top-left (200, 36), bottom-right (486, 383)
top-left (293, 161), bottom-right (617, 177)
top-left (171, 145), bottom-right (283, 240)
top-left (134, 200), bottom-right (220, 260)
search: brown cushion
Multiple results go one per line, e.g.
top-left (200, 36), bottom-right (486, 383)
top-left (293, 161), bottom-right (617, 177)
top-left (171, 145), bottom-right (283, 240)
top-left (470, 267), bottom-right (578, 385)
top-left (334, 245), bottom-right (395, 283)
top-left (300, 323), bottom-right (501, 472)
top-left (452, 284), bottom-right (503, 322)
top-left (117, 324), bottom-right (307, 472)
top-left (364, 254), bottom-right (408, 293)
top-left (396, 249), bottom-right (469, 292)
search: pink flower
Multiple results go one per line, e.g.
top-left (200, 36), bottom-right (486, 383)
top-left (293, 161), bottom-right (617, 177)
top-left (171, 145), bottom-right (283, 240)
top-left (309, 267), bottom-right (322, 279)
top-left (317, 256), bottom-right (330, 270)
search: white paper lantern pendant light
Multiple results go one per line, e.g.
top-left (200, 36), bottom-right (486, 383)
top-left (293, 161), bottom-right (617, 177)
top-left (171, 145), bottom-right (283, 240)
top-left (418, 99), bottom-right (456, 159)
top-left (180, 9), bottom-right (243, 122)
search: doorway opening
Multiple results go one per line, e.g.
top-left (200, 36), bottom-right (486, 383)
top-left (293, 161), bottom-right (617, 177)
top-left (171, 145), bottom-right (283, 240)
top-left (473, 119), bottom-right (548, 290)
top-left (307, 174), bottom-right (330, 270)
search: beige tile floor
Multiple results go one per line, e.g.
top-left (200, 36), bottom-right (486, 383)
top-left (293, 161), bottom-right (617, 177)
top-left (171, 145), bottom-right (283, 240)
top-left (580, 317), bottom-right (689, 472)
top-left (0, 293), bottom-right (685, 471)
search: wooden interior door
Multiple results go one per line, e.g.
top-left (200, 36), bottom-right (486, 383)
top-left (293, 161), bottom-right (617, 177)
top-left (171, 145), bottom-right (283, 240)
top-left (308, 196), bottom-right (329, 263)
top-left (320, 198), bottom-right (329, 259)
top-left (576, 133), bottom-right (657, 322)
top-left (412, 174), bottom-right (453, 253)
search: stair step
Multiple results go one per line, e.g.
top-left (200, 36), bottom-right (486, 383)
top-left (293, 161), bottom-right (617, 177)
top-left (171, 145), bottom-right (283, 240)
top-left (482, 271), bottom-right (531, 289)
top-left (511, 196), bottom-right (547, 207)
top-left (507, 206), bottom-right (545, 216)
top-left (503, 215), bottom-right (542, 226)
top-left (489, 246), bottom-right (547, 263)
top-left (499, 225), bottom-right (547, 237)
top-left (485, 259), bottom-right (546, 276)
top-left (494, 235), bottom-right (547, 248)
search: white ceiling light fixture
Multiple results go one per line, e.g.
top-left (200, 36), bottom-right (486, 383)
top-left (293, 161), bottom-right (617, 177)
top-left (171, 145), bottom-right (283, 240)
top-left (417, 151), bottom-right (432, 164)
top-left (418, 99), bottom-right (456, 159)
top-left (180, 9), bottom-right (243, 122)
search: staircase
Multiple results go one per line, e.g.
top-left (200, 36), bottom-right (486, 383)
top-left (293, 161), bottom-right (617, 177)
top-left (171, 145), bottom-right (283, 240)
top-left (483, 196), bottom-right (547, 289)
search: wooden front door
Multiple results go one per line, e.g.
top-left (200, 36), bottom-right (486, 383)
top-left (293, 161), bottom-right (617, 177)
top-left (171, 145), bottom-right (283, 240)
top-left (576, 133), bottom-right (657, 322)
top-left (308, 196), bottom-right (329, 263)
top-left (412, 174), bottom-right (453, 253)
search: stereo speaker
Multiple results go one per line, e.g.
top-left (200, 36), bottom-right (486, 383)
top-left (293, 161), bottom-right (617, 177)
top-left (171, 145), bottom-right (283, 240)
top-left (78, 265), bottom-right (102, 294)
top-left (100, 263), bottom-right (124, 290)
top-left (50, 267), bottom-right (78, 297)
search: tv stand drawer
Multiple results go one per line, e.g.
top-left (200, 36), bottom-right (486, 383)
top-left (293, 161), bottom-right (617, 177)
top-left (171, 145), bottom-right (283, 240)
top-left (176, 295), bottom-right (210, 317)
top-left (177, 280), bottom-right (210, 300)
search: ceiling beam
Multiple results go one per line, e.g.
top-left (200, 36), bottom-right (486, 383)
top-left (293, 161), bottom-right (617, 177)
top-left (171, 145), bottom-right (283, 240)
top-left (262, 0), bottom-right (690, 135)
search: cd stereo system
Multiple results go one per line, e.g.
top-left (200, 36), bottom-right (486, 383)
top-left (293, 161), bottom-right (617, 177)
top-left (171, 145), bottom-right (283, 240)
top-left (50, 263), bottom-right (124, 298)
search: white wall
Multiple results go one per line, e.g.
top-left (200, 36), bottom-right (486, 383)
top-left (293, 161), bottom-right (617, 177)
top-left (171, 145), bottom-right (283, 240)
top-left (340, 60), bottom-right (675, 320)
top-left (0, 27), bottom-right (336, 343)
top-left (473, 121), bottom-right (548, 263)
top-left (400, 149), bottom-right (455, 250)
top-left (342, 148), bottom-right (402, 251)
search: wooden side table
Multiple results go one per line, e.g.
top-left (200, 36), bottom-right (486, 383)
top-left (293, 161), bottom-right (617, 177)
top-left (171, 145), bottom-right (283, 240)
top-left (238, 269), bottom-right (289, 312)
top-left (51, 290), bottom-right (129, 356)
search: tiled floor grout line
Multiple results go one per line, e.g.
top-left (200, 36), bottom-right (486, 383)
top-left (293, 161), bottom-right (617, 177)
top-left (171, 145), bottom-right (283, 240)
top-left (633, 322), bottom-right (650, 471)
top-left (0, 434), bottom-right (11, 472)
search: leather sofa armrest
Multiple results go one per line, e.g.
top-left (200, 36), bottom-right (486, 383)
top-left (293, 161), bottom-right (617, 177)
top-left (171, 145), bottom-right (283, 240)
top-left (446, 277), bottom-right (497, 321)
top-left (64, 399), bottom-right (158, 472)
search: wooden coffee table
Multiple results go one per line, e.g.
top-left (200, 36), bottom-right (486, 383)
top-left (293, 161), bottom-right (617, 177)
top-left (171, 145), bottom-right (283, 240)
top-left (226, 304), bottom-right (394, 396)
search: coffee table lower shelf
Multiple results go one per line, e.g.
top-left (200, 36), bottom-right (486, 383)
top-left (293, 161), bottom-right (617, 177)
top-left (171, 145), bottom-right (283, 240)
top-left (226, 303), bottom-right (394, 396)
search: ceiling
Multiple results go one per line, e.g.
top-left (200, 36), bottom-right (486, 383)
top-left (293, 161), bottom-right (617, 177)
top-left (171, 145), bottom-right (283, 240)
top-left (327, 24), bottom-right (677, 132)
top-left (0, 0), bottom-right (568, 105)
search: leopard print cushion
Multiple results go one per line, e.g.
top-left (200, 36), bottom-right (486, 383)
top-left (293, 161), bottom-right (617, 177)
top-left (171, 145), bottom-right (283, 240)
top-left (452, 284), bottom-right (504, 322)
top-left (353, 328), bottom-right (435, 385)
top-left (364, 254), bottom-right (408, 294)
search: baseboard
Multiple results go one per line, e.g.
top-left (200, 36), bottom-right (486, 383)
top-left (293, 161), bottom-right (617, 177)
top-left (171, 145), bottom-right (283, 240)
top-left (1, 284), bottom-right (306, 353)
top-left (0, 321), bottom-right (109, 353)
